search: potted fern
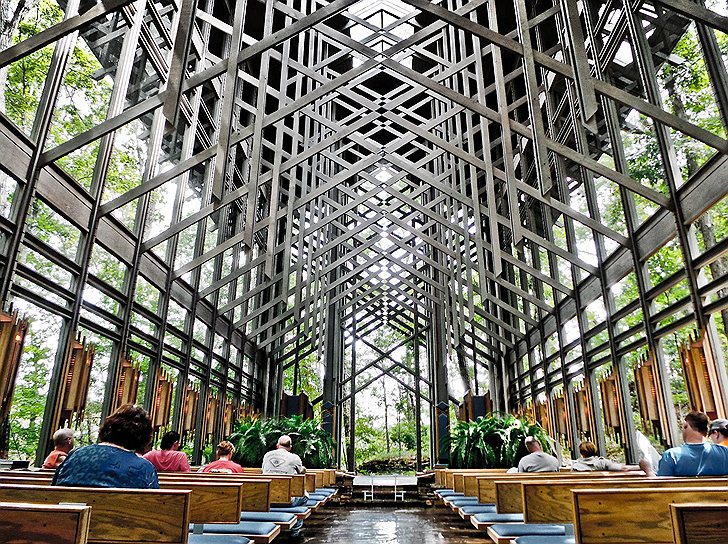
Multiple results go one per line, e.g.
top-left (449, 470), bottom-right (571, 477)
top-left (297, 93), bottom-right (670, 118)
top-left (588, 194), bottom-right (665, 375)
top-left (450, 413), bottom-right (552, 468)
top-left (228, 415), bottom-right (334, 468)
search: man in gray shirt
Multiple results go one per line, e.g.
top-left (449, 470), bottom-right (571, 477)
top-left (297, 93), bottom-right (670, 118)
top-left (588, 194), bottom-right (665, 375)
top-left (262, 435), bottom-right (306, 475)
top-left (517, 436), bottom-right (561, 472)
top-left (263, 435), bottom-right (307, 538)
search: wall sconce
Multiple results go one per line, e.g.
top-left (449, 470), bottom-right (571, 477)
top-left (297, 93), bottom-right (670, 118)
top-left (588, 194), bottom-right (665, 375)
top-left (113, 354), bottom-right (141, 411)
top-left (151, 368), bottom-right (173, 429)
top-left (572, 382), bottom-right (594, 440)
top-left (599, 373), bottom-right (622, 442)
top-left (0, 309), bottom-right (29, 458)
top-left (57, 335), bottom-right (95, 429)
top-left (535, 399), bottom-right (551, 435)
top-left (634, 349), bottom-right (668, 446)
top-left (223, 398), bottom-right (236, 437)
top-left (203, 391), bottom-right (219, 438)
top-left (182, 383), bottom-right (199, 435)
top-left (552, 392), bottom-right (569, 439)
top-left (680, 329), bottom-right (726, 420)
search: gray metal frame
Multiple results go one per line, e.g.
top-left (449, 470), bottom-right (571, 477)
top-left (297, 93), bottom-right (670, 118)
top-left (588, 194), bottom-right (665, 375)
top-left (0, 0), bottom-right (727, 466)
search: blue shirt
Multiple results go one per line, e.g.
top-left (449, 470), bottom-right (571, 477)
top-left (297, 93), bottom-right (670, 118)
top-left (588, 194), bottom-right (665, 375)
top-left (52, 443), bottom-right (159, 488)
top-left (657, 442), bottom-right (728, 476)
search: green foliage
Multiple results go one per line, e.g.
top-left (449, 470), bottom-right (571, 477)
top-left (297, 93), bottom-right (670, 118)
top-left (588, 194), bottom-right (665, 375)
top-left (8, 341), bottom-right (51, 459)
top-left (450, 413), bottom-right (551, 469)
top-left (228, 415), bottom-right (334, 469)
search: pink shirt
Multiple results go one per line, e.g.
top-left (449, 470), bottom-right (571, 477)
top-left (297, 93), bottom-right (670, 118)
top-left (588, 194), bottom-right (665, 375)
top-left (143, 449), bottom-right (191, 472)
top-left (200, 459), bottom-right (244, 473)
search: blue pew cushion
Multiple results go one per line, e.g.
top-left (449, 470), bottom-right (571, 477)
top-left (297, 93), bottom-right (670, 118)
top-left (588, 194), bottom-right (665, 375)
top-left (460, 504), bottom-right (497, 514)
top-left (305, 499), bottom-right (321, 507)
top-left (240, 512), bottom-right (296, 523)
top-left (490, 523), bottom-right (568, 537)
top-left (270, 506), bottom-right (309, 514)
top-left (472, 512), bottom-right (524, 523)
top-left (191, 522), bottom-right (278, 535)
top-left (188, 535), bottom-right (252, 544)
top-left (448, 496), bottom-right (480, 505)
top-left (515, 537), bottom-right (576, 544)
top-left (315, 488), bottom-right (336, 495)
top-left (435, 490), bottom-right (462, 497)
top-left (308, 494), bottom-right (328, 501)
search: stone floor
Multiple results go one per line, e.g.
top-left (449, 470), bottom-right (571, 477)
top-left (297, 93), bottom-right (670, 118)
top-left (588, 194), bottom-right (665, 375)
top-left (293, 505), bottom-right (486, 543)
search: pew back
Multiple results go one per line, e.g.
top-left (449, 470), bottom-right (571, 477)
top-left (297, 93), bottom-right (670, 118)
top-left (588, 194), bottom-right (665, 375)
top-left (0, 502), bottom-right (91, 544)
top-left (574, 487), bottom-right (728, 544)
top-left (521, 478), bottom-right (728, 523)
top-left (670, 502), bottom-right (728, 544)
top-left (0, 484), bottom-right (190, 543)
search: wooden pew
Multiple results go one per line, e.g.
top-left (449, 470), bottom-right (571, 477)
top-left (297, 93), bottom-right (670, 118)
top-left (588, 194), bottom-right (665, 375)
top-left (0, 502), bottom-right (92, 544)
top-left (158, 477), bottom-right (287, 541)
top-left (467, 473), bottom-right (649, 529)
top-left (670, 503), bottom-right (728, 544)
top-left (0, 484), bottom-right (190, 544)
top-left (160, 474), bottom-right (277, 506)
top-left (475, 470), bottom-right (641, 506)
top-left (573, 487), bottom-right (728, 544)
top-left (0, 473), bottom-right (273, 514)
top-left (160, 472), bottom-right (301, 506)
top-left (439, 469), bottom-right (507, 493)
top-left (485, 479), bottom-right (728, 543)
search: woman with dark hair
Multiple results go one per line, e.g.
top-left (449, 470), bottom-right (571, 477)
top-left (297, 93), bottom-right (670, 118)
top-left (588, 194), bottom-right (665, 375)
top-left (52, 404), bottom-right (159, 488)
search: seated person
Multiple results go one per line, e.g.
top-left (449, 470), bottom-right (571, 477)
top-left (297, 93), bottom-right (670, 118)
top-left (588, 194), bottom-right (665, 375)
top-left (572, 441), bottom-right (641, 471)
top-left (144, 431), bottom-right (190, 472)
top-left (263, 435), bottom-right (307, 538)
top-left (42, 428), bottom-right (74, 469)
top-left (709, 419), bottom-right (728, 447)
top-left (516, 436), bottom-right (560, 472)
top-left (641, 411), bottom-right (728, 476)
top-left (199, 441), bottom-right (244, 473)
top-left (52, 404), bottom-right (159, 488)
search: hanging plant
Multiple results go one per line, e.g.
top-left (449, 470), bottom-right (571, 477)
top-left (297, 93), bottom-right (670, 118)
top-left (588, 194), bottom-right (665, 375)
top-left (227, 415), bottom-right (335, 468)
top-left (450, 413), bottom-right (552, 468)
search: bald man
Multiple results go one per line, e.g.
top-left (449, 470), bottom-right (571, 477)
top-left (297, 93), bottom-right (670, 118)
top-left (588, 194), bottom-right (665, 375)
top-left (517, 436), bottom-right (560, 472)
top-left (43, 429), bottom-right (74, 469)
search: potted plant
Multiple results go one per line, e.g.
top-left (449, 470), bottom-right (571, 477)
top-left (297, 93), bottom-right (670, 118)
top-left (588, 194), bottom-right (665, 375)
top-left (450, 413), bottom-right (552, 468)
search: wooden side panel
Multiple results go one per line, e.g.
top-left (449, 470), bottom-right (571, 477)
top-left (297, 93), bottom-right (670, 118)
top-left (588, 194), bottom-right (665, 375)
top-left (671, 503), bottom-right (728, 544)
top-left (525, 479), bottom-right (728, 524)
top-left (494, 481), bottom-right (523, 514)
top-left (574, 488), bottom-right (728, 544)
top-left (0, 485), bottom-right (190, 543)
top-left (241, 480), bottom-right (271, 512)
top-left (267, 477), bottom-right (292, 504)
top-left (160, 482), bottom-right (241, 523)
top-left (453, 473), bottom-right (465, 493)
top-left (464, 475), bottom-right (479, 498)
top-left (0, 502), bottom-right (91, 544)
top-left (290, 475), bottom-right (305, 496)
top-left (304, 473), bottom-right (316, 493)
